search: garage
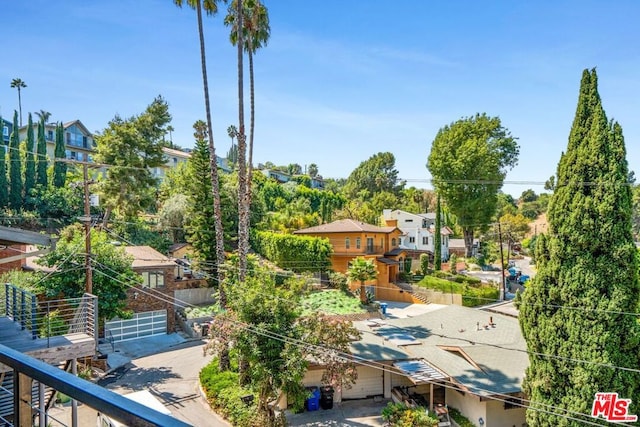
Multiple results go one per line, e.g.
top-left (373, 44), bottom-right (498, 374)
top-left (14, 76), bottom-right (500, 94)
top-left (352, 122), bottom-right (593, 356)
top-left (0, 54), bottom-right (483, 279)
top-left (342, 366), bottom-right (384, 399)
top-left (105, 310), bottom-right (167, 342)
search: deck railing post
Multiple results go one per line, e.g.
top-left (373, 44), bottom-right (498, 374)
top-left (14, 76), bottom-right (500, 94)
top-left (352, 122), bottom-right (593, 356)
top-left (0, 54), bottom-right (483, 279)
top-left (31, 295), bottom-right (37, 340)
top-left (12, 286), bottom-right (17, 321)
top-left (20, 289), bottom-right (26, 330)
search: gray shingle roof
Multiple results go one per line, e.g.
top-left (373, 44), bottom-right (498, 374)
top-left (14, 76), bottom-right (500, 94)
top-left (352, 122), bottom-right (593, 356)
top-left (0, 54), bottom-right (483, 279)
top-left (294, 219), bottom-right (396, 234)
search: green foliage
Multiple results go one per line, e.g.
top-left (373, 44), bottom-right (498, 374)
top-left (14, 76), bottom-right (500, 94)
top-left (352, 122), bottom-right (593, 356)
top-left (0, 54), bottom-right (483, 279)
top-left (417, 274), bottom-right (498, 307)
top-left (9, 111), bottom-right (22, 209)
top-left (420, 253), bottom-right (430, 275)
top-left (343, 152), bottom-right (404, 198)
top-left (519, 69), bottom-right (640, 426)
top-left (381, 402), bottom-right (438, 427)
top-left (347, 257), bottom-right (378, 304)
top-left (36, 118), bottom-right (48, 187)
top-left (38, 309), bottom-right (68, 337)
top-left (449, 253), bottom-right (458, 274)
top-left (53, 122), bottom-right (67, 188)
top-left (158, 193), bottom-right (188, 243)
top-left (251, 231), bottom-right (332, 273)
top-left (448, 407), bottom-right (475, 427)
top-left (95, 96), bottom-right (170, 219)
top-left (328, 271), bottom-right (349, 292)
top-left (300, 290), bottom-right (366, 316)
top-left (0, 129), bottom-right (8, 208)
top-left (428, 113), bottom-right (519, 257)
top-left (110, 218), bottom-right (172, 254)
top-left (24, 113), bottom-right (36, 207)
top-left (32, 184), bottom-right (84, 228)
top-left (37, 224), bottom-right (138, 321)
top-left (0, 270), bottom-right (41, 294)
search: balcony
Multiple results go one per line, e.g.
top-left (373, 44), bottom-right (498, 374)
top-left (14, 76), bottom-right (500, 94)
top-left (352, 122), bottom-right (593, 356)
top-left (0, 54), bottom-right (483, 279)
top-left (0, 284), bottom-right (189, 426)
top-left (332, 245), bottom-right (385, 256)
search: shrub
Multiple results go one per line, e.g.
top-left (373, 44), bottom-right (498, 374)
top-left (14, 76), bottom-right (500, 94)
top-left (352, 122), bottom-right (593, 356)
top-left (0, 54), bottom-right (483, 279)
top-left (448, 407), bottom-right (475, 427)
top-left (329, 271), bottom-right (349, 292)
top-left (251, 231), bottom-right (332, 273)
top-left (381, 402), bottom-right (439, 426)
top-left (449, 254), bottom-right (458, 274)
top-left (39, 309), bottom-right (68, 337)
top-left (420, 253), bottom-right (429, 275)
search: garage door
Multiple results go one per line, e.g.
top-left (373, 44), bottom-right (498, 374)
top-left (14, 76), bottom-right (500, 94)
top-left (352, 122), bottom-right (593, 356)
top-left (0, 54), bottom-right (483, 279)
top-left (105, 310), bottom-right (167, 342)
top-left (342, 366), bottom-right (383, 399)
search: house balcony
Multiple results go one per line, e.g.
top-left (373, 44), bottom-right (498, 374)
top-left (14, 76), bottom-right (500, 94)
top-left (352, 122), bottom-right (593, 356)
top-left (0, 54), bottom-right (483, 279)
top-left (332, 246), bottom-right (385, 256)
top-left (0, 284), bottom-right (189, 426)
top-left (0, 284), bottom-right (97, 367)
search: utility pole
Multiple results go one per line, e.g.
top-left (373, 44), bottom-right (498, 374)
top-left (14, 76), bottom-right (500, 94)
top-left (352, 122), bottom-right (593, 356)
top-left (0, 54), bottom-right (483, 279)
top-left (83, 162), bottom-right (93, 294)
top-left (498, 222), bottom-right (506, 301)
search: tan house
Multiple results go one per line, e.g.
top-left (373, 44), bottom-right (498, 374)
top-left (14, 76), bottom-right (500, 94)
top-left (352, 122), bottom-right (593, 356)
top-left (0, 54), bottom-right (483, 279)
top-left (294, 219), bottom-right (420, 302)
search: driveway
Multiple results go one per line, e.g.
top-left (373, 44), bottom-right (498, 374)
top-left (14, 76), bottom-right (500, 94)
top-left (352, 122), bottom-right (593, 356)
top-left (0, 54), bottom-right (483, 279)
top-left (287, 398), bottom-right (389, 427)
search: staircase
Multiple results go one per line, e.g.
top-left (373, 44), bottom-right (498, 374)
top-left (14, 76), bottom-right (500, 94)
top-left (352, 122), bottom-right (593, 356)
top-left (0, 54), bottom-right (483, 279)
top-left (392, 282), bottom-right (431, 304)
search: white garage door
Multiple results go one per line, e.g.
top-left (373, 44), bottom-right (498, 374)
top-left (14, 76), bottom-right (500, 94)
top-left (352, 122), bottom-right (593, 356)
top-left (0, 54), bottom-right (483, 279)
top-left (105, 310), bottom-right (167, 342)
top-left (342, 366), bottom-right (384, 399)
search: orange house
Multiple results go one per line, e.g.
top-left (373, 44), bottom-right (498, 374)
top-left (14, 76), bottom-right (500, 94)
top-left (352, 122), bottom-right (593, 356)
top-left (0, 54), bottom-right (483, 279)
top-left (293, 219), bottom-right (407, 296)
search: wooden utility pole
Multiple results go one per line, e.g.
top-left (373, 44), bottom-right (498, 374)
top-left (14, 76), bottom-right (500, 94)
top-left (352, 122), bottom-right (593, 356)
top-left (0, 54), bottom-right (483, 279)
top-left (498, 222), bottom-right (506, 301)
top-left (82, 162), bottom-right (93, 294)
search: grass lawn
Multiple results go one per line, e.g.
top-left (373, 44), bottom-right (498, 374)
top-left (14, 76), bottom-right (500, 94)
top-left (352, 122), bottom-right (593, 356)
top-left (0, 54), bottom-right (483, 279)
top-left (300, 290), bottom-right (367, 316)
top-left (416, 274), bottom-right (499, 307)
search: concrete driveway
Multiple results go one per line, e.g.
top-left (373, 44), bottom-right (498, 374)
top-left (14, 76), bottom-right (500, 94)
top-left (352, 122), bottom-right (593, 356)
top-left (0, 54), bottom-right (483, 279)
top-left (287, 398), bottom-right (389, 427)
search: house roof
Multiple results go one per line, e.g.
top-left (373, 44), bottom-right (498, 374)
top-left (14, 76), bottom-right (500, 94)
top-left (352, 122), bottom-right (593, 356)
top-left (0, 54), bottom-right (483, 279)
top-left (377, 257), bottom-right (399, 265)
top-left (449, 238), bottom-right (479, 249)
top-left (384, 248), bottom-right (404, 257)
top-left (62, 120), bottom-right (93, 136)
top-left (162, 147), bottom-right (191, 158)
top-left (168, 242), bottom-right (189, 253)
top-left (294, 219), bottom-right (397, 235)
top-left (352, 304), bottom-right (528, 396)
top-left (123, 246), bottom-right (177, 269)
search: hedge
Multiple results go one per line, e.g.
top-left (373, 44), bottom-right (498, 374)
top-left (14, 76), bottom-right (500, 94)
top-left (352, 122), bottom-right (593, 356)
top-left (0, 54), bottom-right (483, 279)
top-left (251, 231), bottom-right (332, 273)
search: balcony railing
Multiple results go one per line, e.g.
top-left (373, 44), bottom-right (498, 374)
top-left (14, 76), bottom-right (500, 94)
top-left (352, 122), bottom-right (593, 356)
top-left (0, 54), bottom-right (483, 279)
top-left (2, 284), bottom-right (97, 344)
top-left (331, 245), bottom-right (385, 255)
top-left (0, 344), bottom-right (189, 426)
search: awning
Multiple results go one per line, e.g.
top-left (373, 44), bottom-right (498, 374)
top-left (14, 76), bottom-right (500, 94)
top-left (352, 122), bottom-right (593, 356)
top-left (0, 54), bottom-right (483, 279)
top-left (377, 257), bottom-right (399, 265)
top-left (394, 360), bottom-right (447, 384)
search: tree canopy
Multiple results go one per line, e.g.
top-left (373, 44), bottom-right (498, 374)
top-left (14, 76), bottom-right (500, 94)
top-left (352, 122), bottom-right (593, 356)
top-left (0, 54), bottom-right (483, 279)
top-left (518, 69), bottom-right (640, 426)
top-left (427, 113), bottom-right (519, 256)
top-left (95, 96), bottom-right (170, 220)
top-left (344, 152), bottom-right (403, 199)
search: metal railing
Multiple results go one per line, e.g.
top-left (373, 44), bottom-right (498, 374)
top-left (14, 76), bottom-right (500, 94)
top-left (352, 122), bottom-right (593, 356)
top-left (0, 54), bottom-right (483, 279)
top-left (0, 344), bottom-right (190, 427)
top-left (3, 284), bottom-right (97, 344)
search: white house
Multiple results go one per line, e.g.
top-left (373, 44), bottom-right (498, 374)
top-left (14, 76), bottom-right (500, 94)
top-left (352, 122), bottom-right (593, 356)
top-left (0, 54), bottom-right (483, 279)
top-left (382, 209), bottom-right (451, 260)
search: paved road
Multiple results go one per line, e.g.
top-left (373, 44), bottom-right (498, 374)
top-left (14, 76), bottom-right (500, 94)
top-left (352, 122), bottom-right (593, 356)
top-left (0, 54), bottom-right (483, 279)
top-left (48, 340), bottom-right (229, 427)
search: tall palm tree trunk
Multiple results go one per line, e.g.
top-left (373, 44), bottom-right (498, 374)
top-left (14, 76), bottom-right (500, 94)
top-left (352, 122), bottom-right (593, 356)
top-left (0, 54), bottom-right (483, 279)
top-left (247, 47), bottom-right (255, 209)
top-left (236, 0), bottom-right (249, 283)
top-left (17, 89), bottom-right (23, 127)
top-left (195, 0), bottom-right (229, 371)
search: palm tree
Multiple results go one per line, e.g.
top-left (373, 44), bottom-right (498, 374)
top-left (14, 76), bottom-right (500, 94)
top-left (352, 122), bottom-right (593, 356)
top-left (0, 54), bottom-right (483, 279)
top-left (173, 1), bottom-right (226, 302)
top-left (34, 110), bottom-right (51, 124)
top-left (225, 0), bottom-right (270, 281)
top-left (166, 125), bottom-right (175, 147)
top-left (226, 124), bottom-right (238, 164)
top-left (10, 78), bottom-right (27, 127)
top-left (347, 257), bottom-right (378, 304)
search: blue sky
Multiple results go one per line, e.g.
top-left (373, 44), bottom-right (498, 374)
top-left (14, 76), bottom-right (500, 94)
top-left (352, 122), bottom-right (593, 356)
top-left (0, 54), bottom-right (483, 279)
top-left (2, 1), bottom-right (640, 197)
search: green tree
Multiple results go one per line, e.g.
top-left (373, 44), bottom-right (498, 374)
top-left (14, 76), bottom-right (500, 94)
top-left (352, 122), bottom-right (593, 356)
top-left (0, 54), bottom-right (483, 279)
top-left (0, 126), bottom-right (8, 208)
top-left (34, 110), bottom-right (51, 123)
top-left (518, 69), bottom-right (640, 426)
top-left (434, 194), bottom-right (442, 270)
top-left (308, 163), bottom-right (319, 178)
top-left (158, 194), bottom-right (188, 243)
top-left (428, 113), bottom-right (519, 257)
top-left (36, 117), bottom-right (48, 187)
top-left (344, 152), bottom-right (403, 199)
top-left (53, 122), bottom-right (67, 188)
top-left (10, 78), bottom-right (26, 126)
top-left (24, 113), bottom-right (36, 205)
top-left (499, 212), bottom-right (530, 253)
top-left (226, 124), bottom-right (238, 164)
top-left (37, 224), bottom-right (137, 322)
top-left (8, 111), bottom-right (22, 209)
top-left (173, 0), bottom-right (227, 309)
top-left (347, 257), bottom-right (378, 303)
top-left (95, 96), bottom-right (169, 221)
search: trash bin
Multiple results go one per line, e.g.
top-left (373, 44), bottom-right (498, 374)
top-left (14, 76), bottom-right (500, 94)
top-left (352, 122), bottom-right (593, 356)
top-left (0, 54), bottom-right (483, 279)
top-left (320, 386), bottom-right (334, 410)
top-left (305, 386), bottom-right (320, 411)
top-left (380, 302), bottom-right (388, 315)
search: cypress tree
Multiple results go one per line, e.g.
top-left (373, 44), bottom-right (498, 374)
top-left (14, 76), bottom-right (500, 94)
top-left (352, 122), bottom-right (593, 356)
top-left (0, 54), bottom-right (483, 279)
top-left (36, 118), bottom-right (48, 187)
top-left (53, 122), bottom-right (66, 188)
top-left (434, 194), bottom-right (442, 270)
top-left (519, 69), bottom-right (640, 425)
top-left (24, 113), bottom-right (36, 204)
top-left (0, 116), bottom-right (8, 209)
top-left (8, 111), bottom-right (23, 209)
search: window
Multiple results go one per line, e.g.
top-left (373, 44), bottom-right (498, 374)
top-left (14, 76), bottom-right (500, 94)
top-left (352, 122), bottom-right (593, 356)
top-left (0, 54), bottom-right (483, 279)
top-left (409, 237), bottom-right (415, 243)
top-left (392, 238), bottom-right (396, 247)
top-left (423, 236), bottom-right (428, 245)
top-left (366, 237), bottom-right (374, 252)
top-left (405, 219), bottom-right (413, 223)
top-left (142, 271), bottom-right (165, 288)
top-left (47, 130), bottom-right (54, 141)
top-left (2, 126), bottom-right (8, 137)
top-left (356, 237), bottom-right (361, 249)
top-left (345, 237), bottom-right (350, 249)
top-left (422, 219), bottom-right (428, 228)
top-left (83, 135), bottom-right (88, 148)
top-left (66, 132), bottom-right (71, 144)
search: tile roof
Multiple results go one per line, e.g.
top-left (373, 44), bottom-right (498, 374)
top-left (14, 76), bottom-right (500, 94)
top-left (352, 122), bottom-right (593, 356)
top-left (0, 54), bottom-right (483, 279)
top-left (123, 246), bottom-right (177, 269)
top-left (294, 219), bottom-right (397, 234)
